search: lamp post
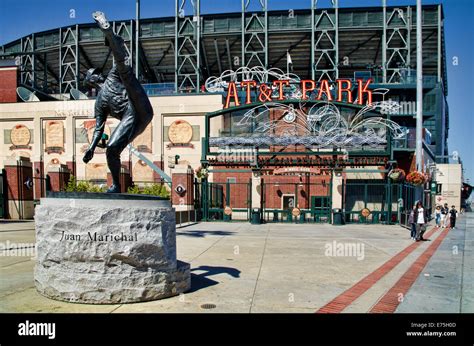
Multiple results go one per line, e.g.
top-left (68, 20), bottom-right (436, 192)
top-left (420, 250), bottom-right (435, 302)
top-left (416, 0), bottom-right (423, 171)
top-left (135, 0), bottom-right (140, 79)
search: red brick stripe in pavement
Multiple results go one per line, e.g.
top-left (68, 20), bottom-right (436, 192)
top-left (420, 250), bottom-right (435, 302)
top-left (316, 226), bottom-right (441, 313)
top-left (369, 226), bottom-right (451, 313)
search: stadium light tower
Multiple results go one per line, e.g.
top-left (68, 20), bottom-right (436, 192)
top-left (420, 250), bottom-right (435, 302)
top-left (416, 0), bottom-right (423, 171)
top-left (135, 0), bottom-right (140, 79)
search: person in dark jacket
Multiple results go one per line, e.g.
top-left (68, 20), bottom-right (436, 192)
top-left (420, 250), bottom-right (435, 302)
top-left (449, 205), bottom-right (458, 229)
top-left (408, 204), bottom-right (417, 240)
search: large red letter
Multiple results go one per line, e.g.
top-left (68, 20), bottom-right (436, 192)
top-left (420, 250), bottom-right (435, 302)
top-left (317, 80), bottom-right (333, 101)
top-left (224, 82), bottom-right (240, 109)
top-left (336, 79), bottom-right (353, 103)
top-left (301, 80), bottom-right (316, 100)
top-left (357, 79), bottom-right (372, 105)
top-left (240, 80), bottom-right (257, 104)
top-left (273, 80), bottom-right (289, 101)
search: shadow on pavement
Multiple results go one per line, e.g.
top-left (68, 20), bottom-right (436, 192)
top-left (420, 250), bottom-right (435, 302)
top-left (189, 265), bottom-right (241, 292)
top-left (176, 230), bottom-right (235, 238)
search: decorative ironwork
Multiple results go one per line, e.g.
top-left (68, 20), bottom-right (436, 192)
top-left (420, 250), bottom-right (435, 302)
top-left (204, 66), bottom-right (300, 93)
top-left (209, 98), bottom-right (404, 149)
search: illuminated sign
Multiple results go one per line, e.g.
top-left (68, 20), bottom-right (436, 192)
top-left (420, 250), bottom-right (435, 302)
top-left (224, 79), bottom-right (373, 109)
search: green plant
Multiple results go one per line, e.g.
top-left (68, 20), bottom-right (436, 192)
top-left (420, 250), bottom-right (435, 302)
top-left (127, 185), bottom-right (141, 194)
top-left (406, 171), bottom-right (426, 186)
top-left (65, 175), bottom-right (78, 192)
top-left (388, 168), bottom-right (406, 182)
top-left (127, 183), bottom-right (170, 198)
top-left (195, 166), bottom-right (208, 180)
top-left (63, 175), bottom-right (106, 193)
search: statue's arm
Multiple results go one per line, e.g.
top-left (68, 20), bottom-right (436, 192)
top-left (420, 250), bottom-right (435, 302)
top-left (90, 100), bottom-right (108, 150)
top-left (83, 98), bottom-right (108, 163)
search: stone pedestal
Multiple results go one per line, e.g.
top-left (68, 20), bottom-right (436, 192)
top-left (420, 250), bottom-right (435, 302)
top-left (34, 192), bottom-right (191, 304)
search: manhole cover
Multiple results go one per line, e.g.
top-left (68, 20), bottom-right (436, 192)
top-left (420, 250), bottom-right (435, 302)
top-left (200, 303), bottom-right (216, 310)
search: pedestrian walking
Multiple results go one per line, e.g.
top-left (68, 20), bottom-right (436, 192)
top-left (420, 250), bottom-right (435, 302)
top-left (441, 203), bottom-right (449, 228)
top-left (408, 204), bottom-right (417, 240)
top-left (449, 205), bottom-right (458, 229)
top-left (414, 201), bottom-right (427, 241)
top-left (434, 205), bottom-right (441, 228)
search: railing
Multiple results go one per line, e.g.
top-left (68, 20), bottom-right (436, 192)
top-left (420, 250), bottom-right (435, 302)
top-left (371, 74), bottom-right (438, 87)
top-left (142, 83), bottom-right (176, 96)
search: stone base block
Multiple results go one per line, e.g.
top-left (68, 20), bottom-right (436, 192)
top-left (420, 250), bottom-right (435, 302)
top-left (34, 192), bottom-right (191, 304)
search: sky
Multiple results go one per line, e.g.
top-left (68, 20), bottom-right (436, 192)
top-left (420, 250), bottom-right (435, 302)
top-left (0, 0), bottom-right (473, 182)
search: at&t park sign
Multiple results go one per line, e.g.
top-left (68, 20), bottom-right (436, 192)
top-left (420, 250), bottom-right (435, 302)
top-left (223, 78), bottom-right (373, 109)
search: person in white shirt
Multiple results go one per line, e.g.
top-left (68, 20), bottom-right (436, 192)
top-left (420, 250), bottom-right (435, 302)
top-left (441, 203), bottom-right (449, 228)
top-left (414, 201), bottom-right (427, 241)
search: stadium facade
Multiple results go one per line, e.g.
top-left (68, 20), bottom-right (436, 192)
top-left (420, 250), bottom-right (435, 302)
top-left (0, 2), bottom-right (451, 223)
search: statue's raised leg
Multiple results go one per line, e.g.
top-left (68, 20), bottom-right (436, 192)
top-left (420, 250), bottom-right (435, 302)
top-left (92, 11), bottom-right (153, 126)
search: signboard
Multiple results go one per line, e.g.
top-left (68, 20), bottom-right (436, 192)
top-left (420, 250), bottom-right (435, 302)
top-left (292, 207), bottom-right (301, 217)
top-left (168, 120), bottom-right (193, 144)
top-left (224, 78), bottom-right (373, 109)
top-left (45, 120), bottom-right (64, 154)
top-left (10, 124), bottom-right (31, 149)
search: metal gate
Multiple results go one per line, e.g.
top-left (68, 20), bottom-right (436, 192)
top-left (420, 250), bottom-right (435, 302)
top-left (343, 181), bottom-right (424, 224)
top-left (397, 183), bottom-right (424, 227)
top-left (344, 180), bottom-right (395, 224)
top-left (262, 181), bottom-right (332, 223)
top-left (200, 180), bottom-right (252, 221)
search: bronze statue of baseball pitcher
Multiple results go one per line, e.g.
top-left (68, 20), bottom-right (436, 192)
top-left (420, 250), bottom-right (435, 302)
top-left (83, 11), bottom-right (153, 193)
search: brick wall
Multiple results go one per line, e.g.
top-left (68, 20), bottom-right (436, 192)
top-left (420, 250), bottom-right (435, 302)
top-left (172, 172), bottom-right (194, 206)
top-left (0, 67), bottom-right (18, 103)
top-left (262, 175), bottom-right (330, 209)
top-left (4, 163), bottom-right (34, 201)
top-left (212, 171), bottom-right (330, 209)
top-left (213, 171), bottom-right (251, 208)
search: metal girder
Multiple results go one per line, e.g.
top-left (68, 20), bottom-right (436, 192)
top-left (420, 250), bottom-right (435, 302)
top-left (20, 35), bottom-right (35, 87)
top-left (78, 45), bottom-right (94, 69)
top-left (270, 34), bottom-right (308, 67)
top-left (156, 42), bottom-right (174, 67)
top-left (208, 37), bottom-right (239, 71)
top-left (345, 33), bottom-right (379, 59)
top-left (113, 21), bottom-right (133, 67)
top-left (200, 40), bottom-right (210, 79)
top-left (175, 0), bottom-right (201, 93)
top-left (311, 0), bottom-right (338, 82)
top-left (58, 25), bottom-right (79, 94)
top-left (35, 53), bottom-right (59, 90)
top-left (242, 0), bottom-right (268, 70)
top-left (225, 39), bottom-right (232, 69)
top-left (213, 39), bottom-right (222, 74)
top-left (383, 3), bottom-right (411, 83)
top-left (138, 41), bottom-right (156, 82)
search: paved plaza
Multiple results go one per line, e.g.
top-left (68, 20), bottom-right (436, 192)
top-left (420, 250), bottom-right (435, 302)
top-left (0, 214), bottom-right (472, 313)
